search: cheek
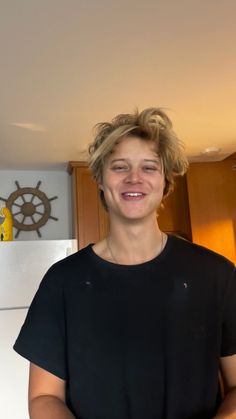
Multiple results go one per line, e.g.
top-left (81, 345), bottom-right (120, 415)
top-left (99, 172), bottom-right (119, 191)
top-left (153, 174), bottom-right (165, 190)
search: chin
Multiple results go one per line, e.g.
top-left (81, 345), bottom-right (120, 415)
top-left (120, 209), bottom-right (157, 222)
top-left (107, 201), bottom-right (159, 221)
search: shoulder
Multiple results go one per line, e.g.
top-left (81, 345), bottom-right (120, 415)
top-left (50, 244), bottom-right (93, 271)
top-left (167, 234), bottom-right (235, 275)
top-left (38, 244), bottom-right (94, 291)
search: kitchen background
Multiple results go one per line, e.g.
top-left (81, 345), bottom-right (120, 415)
top-left (0, 0), bottom-right (236, 417)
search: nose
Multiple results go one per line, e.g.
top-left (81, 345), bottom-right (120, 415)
top-left (124, 168), bottom-right (142, 184)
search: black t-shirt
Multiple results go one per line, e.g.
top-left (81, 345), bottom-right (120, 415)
top-left (14, 235), bottom-right (236, 419)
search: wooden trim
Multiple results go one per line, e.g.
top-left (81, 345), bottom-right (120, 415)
top-left (223, 152), bottom-right (236, 161)
top-left (67, 161), bottom-right (88, 174)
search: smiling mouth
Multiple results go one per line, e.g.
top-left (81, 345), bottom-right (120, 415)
top-left (122, 192), bottom-right (145, 199)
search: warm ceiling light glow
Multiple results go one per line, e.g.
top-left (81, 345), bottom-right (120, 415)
top-left (11, 123), bottom-right (46, 132)
top-left (201, 147), bottom-right (221, 156)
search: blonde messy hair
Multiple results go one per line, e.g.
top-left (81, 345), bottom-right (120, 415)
top-left (88, 107), bottom-right (188, 208)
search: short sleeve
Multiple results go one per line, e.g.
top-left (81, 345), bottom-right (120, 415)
top-left (221, 266), bottom-right (236, 357)
top-left (13, 265), bottom-right (67, 380)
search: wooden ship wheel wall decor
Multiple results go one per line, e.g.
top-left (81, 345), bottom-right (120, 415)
top-left (0, 181), bottom-right (58, 238)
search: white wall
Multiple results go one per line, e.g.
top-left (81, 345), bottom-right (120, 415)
top-left (0, 170), bottom-right (73, 240)
top-left (0, 240), bottom-right (78, 419)
top-left (0, 308), bottom-right (29, 419)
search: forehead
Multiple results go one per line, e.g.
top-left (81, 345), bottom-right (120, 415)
top-left (108, 135), bottom-right (159, 158)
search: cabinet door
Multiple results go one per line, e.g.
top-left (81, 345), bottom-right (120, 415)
top-left (71, 164), bottom-right (109, 249)
top-left (186, 160), bottom-right (236, 263)
top-left (158, 175), bottom-right (192, 240)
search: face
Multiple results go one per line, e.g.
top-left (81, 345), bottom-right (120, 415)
top-left (98, 136), bottom-right (165, 223)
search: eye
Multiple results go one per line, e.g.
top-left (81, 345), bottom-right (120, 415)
top-left (143, 166), bottom-right (158, 172)
top-left (111, 165), bottom-right (129, 172)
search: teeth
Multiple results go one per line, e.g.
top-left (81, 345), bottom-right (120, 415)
top-left (124, 192), bottom-right (143, 197)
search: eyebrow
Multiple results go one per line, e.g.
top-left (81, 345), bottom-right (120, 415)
top-left (143, 159), bottom-right (161, 163)
top-left (109, 158), bottom-right (161, 164)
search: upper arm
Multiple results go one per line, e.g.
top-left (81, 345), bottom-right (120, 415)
top-left (29, 362), bottom-right (66, 403)
top-left (220, 354), bottom-right (236, 392)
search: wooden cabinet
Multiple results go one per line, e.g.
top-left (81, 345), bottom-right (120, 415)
top-left (158, 175), bottom-right (192, 240)
top-left (69, 162), bottom-right (109, 249)
top-left (186, 158), bottom-right (236, 264)
top-left (69, 162), bottom-right (191, 249)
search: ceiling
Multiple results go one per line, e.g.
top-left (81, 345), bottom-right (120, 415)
top-left (1, 0), bottom-right (236, 170)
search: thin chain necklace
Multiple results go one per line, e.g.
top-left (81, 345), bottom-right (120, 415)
top-left (106, 232), bottom-right (165, 264)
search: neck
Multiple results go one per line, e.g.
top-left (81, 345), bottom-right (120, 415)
top-left (105, 218), bottom-right (166, 265)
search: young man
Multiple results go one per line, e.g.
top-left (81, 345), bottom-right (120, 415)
top-left (14, 108), bottom-right (236, 418)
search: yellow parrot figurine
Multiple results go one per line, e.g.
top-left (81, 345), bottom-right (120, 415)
top-left (0, 207), bottom-right (13, 241)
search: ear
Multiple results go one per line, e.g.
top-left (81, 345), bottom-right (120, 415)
top-left (97, 176), bottom-right (104, 191)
